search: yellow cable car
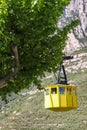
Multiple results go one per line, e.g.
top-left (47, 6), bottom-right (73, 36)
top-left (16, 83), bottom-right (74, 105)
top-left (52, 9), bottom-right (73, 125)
top-left (44, 56), bottom-right (78, 112)
top-left (44, 84), bottom-right (78, 111)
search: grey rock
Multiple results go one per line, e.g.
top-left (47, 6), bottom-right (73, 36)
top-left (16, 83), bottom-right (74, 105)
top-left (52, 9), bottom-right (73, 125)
top-left (59, 0), bottom-right (87, 54)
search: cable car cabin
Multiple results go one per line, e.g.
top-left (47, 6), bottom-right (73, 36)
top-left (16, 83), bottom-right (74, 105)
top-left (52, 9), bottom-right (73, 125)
top-left (44, 84), bottom-right (78, 111)
top-left (44, 56), bottom-right (78, 111)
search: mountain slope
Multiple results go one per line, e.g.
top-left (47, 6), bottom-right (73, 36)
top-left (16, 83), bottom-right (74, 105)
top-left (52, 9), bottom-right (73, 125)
top-left (0, 49), bottom-right (87, 130)
top-left (0, 84), bottom-right (87, 130)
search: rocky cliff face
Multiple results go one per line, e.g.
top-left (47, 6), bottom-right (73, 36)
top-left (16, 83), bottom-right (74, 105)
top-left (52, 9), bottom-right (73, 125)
top-left (59, 0), bottom-right (87, 55)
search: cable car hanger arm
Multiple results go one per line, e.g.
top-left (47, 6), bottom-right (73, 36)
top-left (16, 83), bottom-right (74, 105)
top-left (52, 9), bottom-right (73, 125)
top-left (57, 56), bottom-right (73, 85)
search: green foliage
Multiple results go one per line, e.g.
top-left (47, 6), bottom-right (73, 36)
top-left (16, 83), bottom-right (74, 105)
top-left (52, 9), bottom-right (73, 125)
top-left (0, 0), bottom-right (79, 99)
top-left (0, 72), bottom-right (87, 130)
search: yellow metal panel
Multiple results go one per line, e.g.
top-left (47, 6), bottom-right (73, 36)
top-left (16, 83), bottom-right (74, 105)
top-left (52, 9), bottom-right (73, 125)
top-left (69, 95), bottom-right (73, 107)
top-left (72, 95), bottom-right (78, 108)
top-left (44, 95), bottom-right (52, 108)
top-left (66, 95), bottom-right (73, 108)
top-left (44, 87), bottom-right (52, 108)
top-left (60, 95), bottom-right (67, 107)
top-left (51, 94), bottom-right (59, 107)
top-left (48, 107), bottom-right (72, 111)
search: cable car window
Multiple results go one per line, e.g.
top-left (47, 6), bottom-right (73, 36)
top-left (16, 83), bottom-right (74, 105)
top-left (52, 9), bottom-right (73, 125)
top-left (75, 89), bottom-right (77, 95)
top-left (69, 88), bottom-right (71, 95)
top-left (67, 88), bottom-right (69, 94)
top-left (51, 88), bottom-right (57, 94)
top-left (72, 88), bottom-right (75, 95)
top-left (59, 87), bottom-right (65, 94)
top-left (45, 89), bottom-right (49, 95)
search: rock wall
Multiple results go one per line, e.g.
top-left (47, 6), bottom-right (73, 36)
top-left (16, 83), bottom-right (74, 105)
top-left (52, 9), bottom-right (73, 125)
top-left (59, 0), bottom-right (87, 54)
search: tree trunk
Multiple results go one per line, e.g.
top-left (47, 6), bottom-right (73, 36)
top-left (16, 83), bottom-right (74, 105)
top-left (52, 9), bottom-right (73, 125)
top-left (0, 44), bottom-right (19, 88)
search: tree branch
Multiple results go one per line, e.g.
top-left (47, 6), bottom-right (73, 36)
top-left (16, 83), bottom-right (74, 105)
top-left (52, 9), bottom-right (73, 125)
top-left (0, 44), bottom-right (19, 88)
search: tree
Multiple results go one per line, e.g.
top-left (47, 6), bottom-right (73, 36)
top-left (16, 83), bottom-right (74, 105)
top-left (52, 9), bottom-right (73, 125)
top-left (0, 0), bottom-right (78, 99)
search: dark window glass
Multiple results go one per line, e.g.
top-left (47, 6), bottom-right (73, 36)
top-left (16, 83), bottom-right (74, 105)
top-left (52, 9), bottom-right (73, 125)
top-left (59, 87), bottom-right (65, 94)
top-left (67, 88), bottom-right (69, 94)
top-left (51, 88), bottom-right (57, 94)
top-left (69, 88), bottom-right (71, 95)
top-left (72, 88), bottom-right (75, 95)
